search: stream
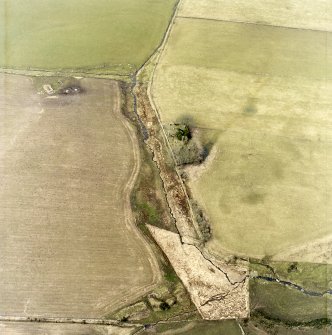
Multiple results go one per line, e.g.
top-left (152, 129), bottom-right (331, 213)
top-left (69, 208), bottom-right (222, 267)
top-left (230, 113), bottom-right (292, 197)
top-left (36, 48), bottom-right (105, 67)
top-left (254, 276), bottom-right (332, 297)
top-left (131, 74), bottom-right (149, 140)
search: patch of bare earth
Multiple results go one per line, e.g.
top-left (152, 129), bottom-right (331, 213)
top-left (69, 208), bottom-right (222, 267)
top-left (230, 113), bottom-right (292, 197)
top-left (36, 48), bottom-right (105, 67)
top-left (183, 144), bottom-right (218, 182)
top-left (148, 225), bottom-right (249, 320)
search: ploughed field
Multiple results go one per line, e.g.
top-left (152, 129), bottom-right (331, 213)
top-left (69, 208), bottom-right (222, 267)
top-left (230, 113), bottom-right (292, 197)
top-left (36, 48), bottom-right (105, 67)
top-left (0, 0), bottom-right (177, 74)
top-left (152, 1), bottom-right (332, 259)
top-left (0, 322), bottom-right (135, 335)
top-left (0, 74), bottom-right (156, 317)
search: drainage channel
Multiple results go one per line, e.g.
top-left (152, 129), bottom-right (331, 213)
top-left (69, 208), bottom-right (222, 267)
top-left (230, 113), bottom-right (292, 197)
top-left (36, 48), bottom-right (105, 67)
top-left (254, 276), bottom-right (332, 297)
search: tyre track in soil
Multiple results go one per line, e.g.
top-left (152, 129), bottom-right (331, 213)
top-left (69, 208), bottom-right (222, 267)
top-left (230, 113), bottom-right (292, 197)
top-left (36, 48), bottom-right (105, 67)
top-left (100, 81), bottom-right (162, 314)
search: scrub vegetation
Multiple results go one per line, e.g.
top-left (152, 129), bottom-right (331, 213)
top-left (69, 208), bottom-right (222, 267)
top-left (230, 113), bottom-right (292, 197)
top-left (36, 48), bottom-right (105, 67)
top-left (166, 124), bottom-right (205, 166)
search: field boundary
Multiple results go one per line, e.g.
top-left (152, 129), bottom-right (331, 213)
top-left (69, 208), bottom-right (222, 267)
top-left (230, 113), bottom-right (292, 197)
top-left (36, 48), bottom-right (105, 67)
top-left (0, 67), bottom-right (129, 82)
top-left (134, 0), bottom-right (250, 320)
top-left (0, 315), bottom-right (139, 327)
top-left (97, 82), bottom-right (162, 314)
top-left (176, 15), bottom-right (332, 33)
top-left (143, 0), bottom-right (204, 241)
top-left (115, 83), bottom-right (162, 287)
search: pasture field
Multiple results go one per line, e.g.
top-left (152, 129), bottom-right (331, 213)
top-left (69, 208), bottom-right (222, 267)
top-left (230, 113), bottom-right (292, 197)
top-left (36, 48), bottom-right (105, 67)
top-left (178, 0), bottom-right (332, 31)
top-left (251, 261), bottom-right (332, 293)
top-left (250, 261), bottom-right (332, 325)
top-left (0, 0), bottom-right (177, 74)
top-left (152, 16), bottom-right (332, 258)
top-left (244, 318), bottom-right (332, 335)
top-left (250, 279), bottom-right (332, 323)
top-left (0, 74), bottom-right (158, 317)
top-left (155, 18), bottom-right (332, 92)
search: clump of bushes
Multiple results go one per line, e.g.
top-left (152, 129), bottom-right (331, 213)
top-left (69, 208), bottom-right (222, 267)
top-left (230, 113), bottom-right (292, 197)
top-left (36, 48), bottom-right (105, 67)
top-left (167, 124), bottom-right (204, 166)
top-left (175, 125), bottom-right (192, 141)
top-left (191, 201), bottom-right (211, 242)
top-left (159, 302), bottom-right (171, 311)
top-left (287, 262), bottom-right (298, 273)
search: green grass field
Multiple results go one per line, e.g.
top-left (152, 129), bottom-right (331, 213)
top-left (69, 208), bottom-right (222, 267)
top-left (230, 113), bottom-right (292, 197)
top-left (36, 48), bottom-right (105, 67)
top-left (251, 261), bottom-right (332, 293)
top-left (250, 280), bottom-right (332, 323)
top-left (178, 0), bottom-right (332, 31)
top-left (250, 260), bottom-right (332, 326)
top-left (159, 19), bottom-right (331, 80)
top-left (0, 0), bottom-right (177, 74)
top-left (153, 17), bottom-right (332, 258)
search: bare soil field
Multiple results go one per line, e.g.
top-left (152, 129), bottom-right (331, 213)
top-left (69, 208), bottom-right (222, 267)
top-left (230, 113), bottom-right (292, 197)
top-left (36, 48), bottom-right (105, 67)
top-left (152, 15), bottom-right (332, 259)
top-left (0, 321), bottom-right (136, 335)
top-left (178, 0), bottom-right (332, 31)
top-left (0, 74), bottom-right (159, 317)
